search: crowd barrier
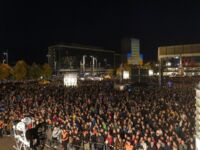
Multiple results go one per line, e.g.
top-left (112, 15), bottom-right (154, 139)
top-left (47, 140), bottom-right (124, 150)
top-left (0, 127), bottom-right (126, 150)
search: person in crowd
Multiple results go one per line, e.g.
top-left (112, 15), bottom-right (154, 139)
top-left (51, 124), bottom-right (61, 148)
top-left (83, 129), bottom-right (90, 150)
top-left (61, 127), bottom-right (69, 150)
top-left (0, 116), bottom-right (4, 137)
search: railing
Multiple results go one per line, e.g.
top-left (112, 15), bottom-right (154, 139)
top-left (0, 127), bottom-right (125, 150)
top-left (47, 140), bottom-right (125, 150)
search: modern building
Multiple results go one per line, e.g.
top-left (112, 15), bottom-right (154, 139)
top-left (121, 38), bottom-right (143, 65)
top-left (158, 43), bottom-right (200, 76)
top-left (48, 43), bottom-right (121, 73)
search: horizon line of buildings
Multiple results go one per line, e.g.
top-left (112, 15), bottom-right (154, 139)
top-left (47, 38), bottom-right (143, 73)
top-left (1, 39), bottom-right (200, 76)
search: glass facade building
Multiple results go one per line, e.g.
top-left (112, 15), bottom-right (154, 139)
top-left (158, 43), bottom-right (200, 76)
top-left (48, 44), bottom-right (121, 72)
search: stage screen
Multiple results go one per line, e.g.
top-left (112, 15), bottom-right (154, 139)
top-left (123, 71), bottom-right (130, 79)
top-left (64, 73), bottom-right (77, 87)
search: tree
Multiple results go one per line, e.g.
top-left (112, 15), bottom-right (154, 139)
top-left (29, 63), bottom-right (42, 79)
top-left (105, 69), bottom-right (114, 78)
top-left (123, 64), bottom-right (131, 72)
top-left (116, 66), bottom-right (123, 77)
top-left (116, 64), bottom-right (132, 78)
top-left (142, 62), bottom-right (152, 69)
top-left (0, 64), bottom-right (12, 80)
top-left (27, 65), bottom-right (32, 79)
top-left (13, 60), bottom-right (28, 80)
top-left (42, 63), bottom-right (52, 78)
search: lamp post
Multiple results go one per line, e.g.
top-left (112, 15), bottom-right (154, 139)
top-left (179, 54), bottom-right (183, 76)
top-left (98, 62), bottom-right (101, 72)
top-left (80, 61), bottom-right (82, 73)
top-left (159, 58), bottom-right (162, 87)
top-left (3, 52), bottom-right (8, 64)
top-left (82, 55), bottom-right (87, 73)
top-left (90, 56), bottom-right (95, 75)
top-left (94, 57), bottom-right (97, 71)
top-left (120, 63), bottom-right (123, 83)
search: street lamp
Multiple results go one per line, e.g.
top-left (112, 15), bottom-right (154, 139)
top-left (98, 62), bottom-right (101, 73)
top-left (166, 62), bottom-right (171, 67)
top-left (3, 52), bottom-right (8, 64)
top-left (155, 63), bottom-right (159, 67)
top-left (159, 58), bottom-right (162, 87)
top-left (94, 57), bottom-right (97, 69)
top-left (90, 56), bottom-right (95, 75)
top-left (82, 55), bottom-right (87, 73)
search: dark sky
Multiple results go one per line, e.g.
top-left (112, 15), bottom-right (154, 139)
top-left (1, 1), bottom-right (200, 64)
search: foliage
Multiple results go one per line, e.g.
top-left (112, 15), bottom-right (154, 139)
top-left (0, 60), bottom-right (52, 80)
top-left (116, 64), bottom-right (131, 77)
top-left (42, 63), bottom-right (52, 78)
top-left (141, 62), bottom-right (152, 69)
top-left (29, 63), bottom-right (42, 79)
top-left (123, 64), bottom-right (131, 72)
top-left (105, 69), bottom-right (114, 77)
top-left (116, 66), bottom-right (122, 77)
top-left (0, 64), bottom-right (12, 80)
top-left (13, 60), bottom-right (28, 80)
top-left (27, 65), bottom-right (32, 79)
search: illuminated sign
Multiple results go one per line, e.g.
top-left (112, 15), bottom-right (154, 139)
top-left (148, 70), bottom-right (154, 76)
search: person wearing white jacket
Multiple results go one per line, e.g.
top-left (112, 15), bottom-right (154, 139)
top-left (51, 125), bottom-right (61, 148)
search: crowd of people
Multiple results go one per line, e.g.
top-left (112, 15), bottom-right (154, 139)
top-left (0, 78), bottom-right (197, 150)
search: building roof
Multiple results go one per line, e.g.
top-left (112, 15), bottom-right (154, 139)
top-left (48, 43), bottom-right (117, 54)
top-left (158, 43), bottom-right (200, 60)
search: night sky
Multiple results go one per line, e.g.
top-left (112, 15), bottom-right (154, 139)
top-left (1, 1), bottom-right (200, 64)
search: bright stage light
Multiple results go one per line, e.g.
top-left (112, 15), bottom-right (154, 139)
top-left (119, 85), bottom-right (125, 91)
top-left (148, 69), bottom-right (154, 76)
top-left (123, 71), bottom-right (130, 79)
top-left (166, 62), bottom-right (171, 67)
top-left (64, 73), bottom-right (77, 87)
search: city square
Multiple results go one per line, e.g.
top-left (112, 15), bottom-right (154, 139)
top-left (0, 1), bottom-right (200, 150)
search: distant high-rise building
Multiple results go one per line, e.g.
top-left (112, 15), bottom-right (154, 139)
top-left (121, 38), bottom-right (143, 65)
